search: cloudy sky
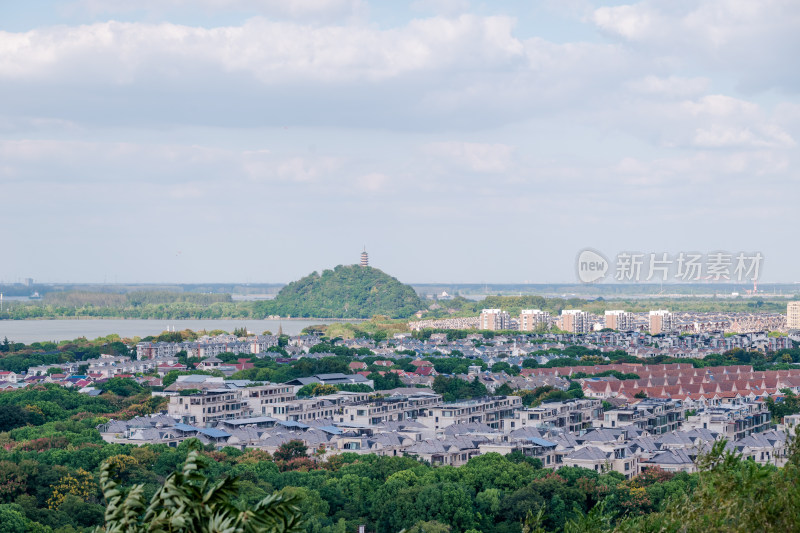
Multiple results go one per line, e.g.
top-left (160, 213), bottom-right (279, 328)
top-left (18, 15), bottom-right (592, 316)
top-left (1, 0), bottom-right (798, 285)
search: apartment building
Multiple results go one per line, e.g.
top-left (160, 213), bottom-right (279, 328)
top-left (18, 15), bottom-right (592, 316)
top-left (649, 310), bottom-right (674, 335)
top-left (480, 309), bottom-right (511, 331)
top-left (339, 392), bottom-right (442, 425)
top-left (519, 309), bottom-right (550, 331)
top-left (137, 335), bottom-right (279, 360)
top-left (561, 445), bottom-right (639, 479)
top-left (605, 310), bottom-right (634, 332)
top-left (561, 310), bottom-right (590, 334)
top-left (788, 302), bottom-right (800, 330)
top-left (269, 392), bottom-right (371, 422)
top-left (594, 399), bottom-right (683, 435)
top-left (420, 396), bottom-right (523, 431)
top-left (683, 400), bottom-right (771, 440)
top-left (168, 389), bottom-right (245, 427)
top-left (480, 438), bottom-right (558, 468)
top-left (240, 384), bottom-right (297, 416)
top-left (136, 341), bottom-right (184, 360)
top-left (503, 398), bottom-right (603, 433)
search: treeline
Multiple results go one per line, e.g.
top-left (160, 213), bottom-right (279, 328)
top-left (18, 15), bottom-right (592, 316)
top-left (1, 287), bottom-right (791, 322)
top-left (0, 335), bottom-right (131, 373)
top-left (422, 294), bottom-right (790, 319)
top-left (42, 290), bottom-right (232, 307)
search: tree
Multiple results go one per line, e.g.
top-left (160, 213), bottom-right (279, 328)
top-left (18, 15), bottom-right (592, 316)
top-left (95, 450), bottom-right (303, 532)
top-left (296, 383), bottom-right (339, 397)
top-left (369, 371), bottom-right (403, 390)
top-left (0, 405), bottom-right (30, 432)
top-left (99, 378), bottom-right (144, 398)
top-left (495, 383), bottom-right (515, 396)
top-left (274, 441), bottom-right (309, 462)
top-left (404, 520), bottom-right (451, 533)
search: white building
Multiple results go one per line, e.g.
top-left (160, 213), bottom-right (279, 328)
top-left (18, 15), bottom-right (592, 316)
top-left (605, 310), bottom-right (634, 331)
top-left (519, 309), bottom-right (550, 331)
top-left (561, 310), bottom-right (590, 333)
top-left (479, 309), bottom-right (511, 331)
top-left (788, 302), bottom-right (800, 330)
top-left (649, 310), bottom-right (674, 335)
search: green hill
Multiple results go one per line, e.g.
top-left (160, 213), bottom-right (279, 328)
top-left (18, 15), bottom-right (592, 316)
top-left (264, 265), bottom-right (422, 319)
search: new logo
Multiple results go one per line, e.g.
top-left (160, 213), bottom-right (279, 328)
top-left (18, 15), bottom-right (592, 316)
top-left (576, 249), bottom-right (609, 283)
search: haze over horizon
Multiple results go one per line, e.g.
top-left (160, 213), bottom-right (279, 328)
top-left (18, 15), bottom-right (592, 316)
top-left (2, 1), bottom-right (798, 285)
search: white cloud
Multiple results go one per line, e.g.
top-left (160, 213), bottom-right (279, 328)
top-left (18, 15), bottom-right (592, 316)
top-left (627, 75), bottom-right (709, 98)
top-left (355, 172), bottom-right (390, 192)
top-left (592, 0), bottom-right (800, 92)
top-left (693, 125), bottom-right (795, 149)
top-left (681, 95), bottom-right (759, 118)
top-left (411, 0), bottom-right (470, 16)
top-left (0, 15), bottom-right (525, 84)
top-left (423, 141), bottom-right (515, 173)
top-left (593, 4), bottom-right (655, 41)
top-left (73, 0), bottom-right (367, 21)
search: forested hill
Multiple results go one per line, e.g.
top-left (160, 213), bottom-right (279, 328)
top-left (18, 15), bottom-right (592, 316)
top-left (259, 265), bottom-right (422, 319)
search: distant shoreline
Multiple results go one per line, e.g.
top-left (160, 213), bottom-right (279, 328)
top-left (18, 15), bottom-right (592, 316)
top-left (0, 317), bottom-right (368, 322)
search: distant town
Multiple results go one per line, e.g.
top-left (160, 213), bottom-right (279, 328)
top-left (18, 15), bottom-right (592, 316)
top-left (3, 296), bottom-right (800, 484)
top-left (413, 304), bottom-right (797, 335)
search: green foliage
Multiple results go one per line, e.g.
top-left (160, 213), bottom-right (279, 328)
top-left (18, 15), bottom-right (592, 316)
top-left (369, 371), bottom-right (404, 390)
top-left (432, 376), bottom-right (488, 402)
top-left (765, 389), bottom-right (800, 423)
top-left (161, 370), bottom-right (222, 388)
top-left (296, 384), bottom-right (340, 398)
top-left (98, 378), bottom-right (144, 398)
top-left (431, 358), bottom-right (485, 375)
top-left (273, 441), bottom-right (308, 463)
top-left (0, 405), bottom-right (34, 432)
top-left (616, 435), bottom-right (800, 533)
top-left (257, 265), bottom-right (422, 319)
top-left (95, 450), bottom-right (304, 532)
top-left (516, 385), bottom-right (583, 407)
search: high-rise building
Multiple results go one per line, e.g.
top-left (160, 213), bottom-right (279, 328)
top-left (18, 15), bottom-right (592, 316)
top-left (788, 302), bottom-right (800, 330)
top-left (649, 310), bottom-right (673, 335)
top-left (605, 310), bottom-right (634, 331)
top-left (480, 309), bottom-right (510, 330)
top-left (360, 247), bottom-right (369, 267)
top-left (519, 309), bottom-right (550, 331)
top-left (561, 310), bottom-right (589, 333)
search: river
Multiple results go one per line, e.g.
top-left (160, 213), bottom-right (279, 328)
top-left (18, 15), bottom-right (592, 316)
top-left (0, 319), bottom-right (347, 344)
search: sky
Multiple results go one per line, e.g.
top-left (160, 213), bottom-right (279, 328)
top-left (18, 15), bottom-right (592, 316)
top-left (1, 0), bottom-right (798, 285)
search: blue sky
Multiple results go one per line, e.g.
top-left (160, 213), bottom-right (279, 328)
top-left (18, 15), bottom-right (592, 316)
top-left (1, 0), bottom-right (798, 284)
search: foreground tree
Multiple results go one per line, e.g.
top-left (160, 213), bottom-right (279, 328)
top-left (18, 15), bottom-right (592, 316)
top-left (95, 450), bottom-right (304, 533)
top-left (616, 431), bottom-right (800, 533)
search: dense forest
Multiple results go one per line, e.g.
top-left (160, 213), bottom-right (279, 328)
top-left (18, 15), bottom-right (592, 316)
top-left (254, 265), bottom-right (423, 319)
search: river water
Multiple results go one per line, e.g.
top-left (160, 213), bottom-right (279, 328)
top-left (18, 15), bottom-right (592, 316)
top-left (0, 319), bottom-right (346, 344)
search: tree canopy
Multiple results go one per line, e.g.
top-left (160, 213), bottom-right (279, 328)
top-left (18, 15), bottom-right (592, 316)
top-left (257, 265), bottom-right (422, 319)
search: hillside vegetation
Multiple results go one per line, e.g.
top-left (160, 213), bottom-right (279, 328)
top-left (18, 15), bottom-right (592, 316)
top-left (258, 265), bottom-right (422, 319)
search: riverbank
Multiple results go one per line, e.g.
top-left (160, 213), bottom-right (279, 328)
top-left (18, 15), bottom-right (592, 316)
top-left (0, 318), bottom-right (357, 344)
